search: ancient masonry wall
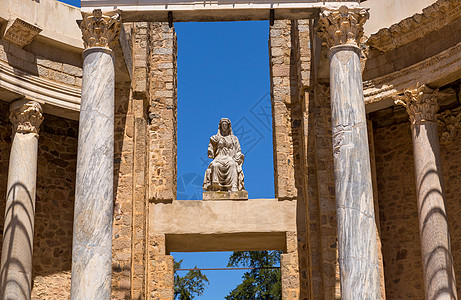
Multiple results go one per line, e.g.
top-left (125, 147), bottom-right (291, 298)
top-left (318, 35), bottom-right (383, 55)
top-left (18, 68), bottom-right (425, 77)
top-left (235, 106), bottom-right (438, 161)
top-left (111, 22), bottom-right (150, 300)
top-left (373, 119), bottom-right (461, 299)
top-left (0, 39), bottom-right (82, 88)
top-left (0, 102), bottom-right (78, 299)
top-left (148, 22), bottom-right (178, 202)
top-left (373, 121), bottom-right (425, 299)
top-left (270, 19), bottom-right (311, 300)
top-left (147, 22), bottom-right (178, 300)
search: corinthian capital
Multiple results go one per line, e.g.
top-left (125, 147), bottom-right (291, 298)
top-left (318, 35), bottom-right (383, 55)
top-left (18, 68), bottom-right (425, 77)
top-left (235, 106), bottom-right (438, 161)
top-left (80, 9), bottom-right (121, 50)
top-left (394, 85), bottom-right (439, 125)
top-left (317, 6), bottom-right (369, 48)
top-left (10, 99), bottom-right (43, 135)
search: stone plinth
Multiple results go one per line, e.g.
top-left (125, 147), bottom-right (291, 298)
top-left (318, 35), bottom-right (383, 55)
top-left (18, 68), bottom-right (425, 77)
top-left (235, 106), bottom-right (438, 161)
top-left (202, 191), bottom-right (248, 201)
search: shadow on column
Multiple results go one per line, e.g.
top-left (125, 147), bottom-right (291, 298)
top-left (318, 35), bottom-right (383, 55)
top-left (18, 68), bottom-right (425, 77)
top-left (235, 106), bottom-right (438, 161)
top-left (0, 182), bottom-right (34, 299)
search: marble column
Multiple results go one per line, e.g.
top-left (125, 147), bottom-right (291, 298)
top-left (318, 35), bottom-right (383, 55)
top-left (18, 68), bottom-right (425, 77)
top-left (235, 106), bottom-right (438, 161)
top-left (70, 9), bottom-right (120, 300)
top-left (317, 6), bottom-right (381, 299)
top-left (0, 99), bottom-right (43, 300)
top-left (395, 85), bottom-right (457, 300)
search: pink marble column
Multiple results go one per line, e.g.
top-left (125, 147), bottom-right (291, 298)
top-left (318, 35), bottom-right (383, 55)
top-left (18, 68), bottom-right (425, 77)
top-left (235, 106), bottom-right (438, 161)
top-left (395, 85), bottom-right (457, 300)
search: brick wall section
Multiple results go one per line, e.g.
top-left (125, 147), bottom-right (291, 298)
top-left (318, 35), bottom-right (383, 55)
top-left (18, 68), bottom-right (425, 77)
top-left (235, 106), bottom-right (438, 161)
top-left (148, 23), bottom-right (178, 202)
top-left (270, 20), bottom-right (298, 200)
top-left (282, 231), bottom-right (301, 299)
top-left (0, 39), bottom-right (82, 87)
top-left (31, 114), bottom-right (77, 299)
top-left (373, 122), bottom-right (425, 299)
top-left (312, 84), bottom-right (340, 299)
top-left (148, 234), bottom-right (174, 300)
top-left (112, 82), bottom-right (134, 299)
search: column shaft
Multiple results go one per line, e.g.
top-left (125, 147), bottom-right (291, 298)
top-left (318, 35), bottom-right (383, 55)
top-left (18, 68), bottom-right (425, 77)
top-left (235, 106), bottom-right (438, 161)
top-left (329, 45), bottom-right (380, 300)
top-left (317, 6), bottom-right (380, 299)
top-left (396, 86), bottom-right (457, 299)
top-left (0, 100), bottom-right (43, 300)
top-left (413, 121), bottom-right (457, 299)
top-left (71, 9), bottom-right (120, 299)
top-left (70, 48), bottom-right (115, 299)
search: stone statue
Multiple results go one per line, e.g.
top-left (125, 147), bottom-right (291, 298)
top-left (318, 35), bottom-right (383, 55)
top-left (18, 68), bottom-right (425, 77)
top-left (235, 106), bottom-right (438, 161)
top-left (203, 118), bottom-right (245, 192)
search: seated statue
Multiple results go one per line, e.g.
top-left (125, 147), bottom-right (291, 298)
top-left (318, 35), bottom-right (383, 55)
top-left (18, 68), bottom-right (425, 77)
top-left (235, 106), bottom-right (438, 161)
top-left (203, 118), bottom-right (245, 192)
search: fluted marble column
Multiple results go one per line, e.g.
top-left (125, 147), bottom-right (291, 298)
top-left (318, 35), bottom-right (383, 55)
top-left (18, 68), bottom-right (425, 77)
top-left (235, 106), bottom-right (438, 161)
top-left (0, 99), bottom-right (43, 300)
top-left (317, 6), bottom-right (381, 299)
top-left (70, 9), bottom-right (120, 300)
top-left (395, 85), bottom-right (457, 300)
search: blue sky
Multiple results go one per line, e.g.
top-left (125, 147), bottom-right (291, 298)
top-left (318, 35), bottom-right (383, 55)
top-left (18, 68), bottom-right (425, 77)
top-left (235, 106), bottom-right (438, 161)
top-left (59, 1), bottom-right (274, 298)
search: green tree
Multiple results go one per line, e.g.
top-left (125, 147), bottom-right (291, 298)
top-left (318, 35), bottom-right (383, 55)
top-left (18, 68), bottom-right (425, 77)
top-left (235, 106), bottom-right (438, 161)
top-left (225, 251), bottom-right (282, 300)
top-left (174, 259), bottom-right (209, 300)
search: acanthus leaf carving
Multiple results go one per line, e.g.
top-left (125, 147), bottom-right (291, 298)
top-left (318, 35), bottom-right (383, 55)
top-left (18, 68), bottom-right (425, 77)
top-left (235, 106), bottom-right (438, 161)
top-left (80, 9), bottom-right (121, 50)
top-left (316, 6), bottom-right (369, 49)
top-left (437, 107), bottom-right (461, 144)
top-left (9, 100), bottom-right (43, 135)
top-left (394, 84), bottom-right (439, 125)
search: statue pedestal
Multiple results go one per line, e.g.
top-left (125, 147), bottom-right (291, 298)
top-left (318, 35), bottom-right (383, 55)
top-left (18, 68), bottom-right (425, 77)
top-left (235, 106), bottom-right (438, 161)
top-left (203, 191), bottom-right (248, 201)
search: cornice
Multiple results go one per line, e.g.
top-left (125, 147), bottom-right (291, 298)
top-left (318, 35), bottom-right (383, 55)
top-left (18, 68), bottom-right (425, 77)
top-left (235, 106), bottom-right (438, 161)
top-left (0, 60), bottom-right (81, 119)
top-left (366, 0), bottom-right (461, 52)
top-left (363, 41), bottom-right (461, 112)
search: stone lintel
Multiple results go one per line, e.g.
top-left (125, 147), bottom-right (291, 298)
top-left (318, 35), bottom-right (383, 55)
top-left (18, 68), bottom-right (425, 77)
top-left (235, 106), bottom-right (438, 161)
top-left (203, 190), bottom-right (248, 201)
top-left (2, 18), bottom-right (42, 48)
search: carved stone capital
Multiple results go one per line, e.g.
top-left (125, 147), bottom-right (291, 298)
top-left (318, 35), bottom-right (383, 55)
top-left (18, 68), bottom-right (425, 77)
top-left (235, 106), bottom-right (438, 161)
top-left (317, 6), bottom-right (369, 48)
top-left (9, 100), bottom-right (43, 135)
top-left (437, 108), bottom-right (461, 144)
top-left (80, 9), bottom-right (121, 50)
top-left (394, 85), bottom-right (439, 125)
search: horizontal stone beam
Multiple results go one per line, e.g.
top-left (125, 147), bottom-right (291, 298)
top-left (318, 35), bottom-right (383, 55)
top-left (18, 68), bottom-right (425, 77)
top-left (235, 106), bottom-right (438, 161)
top-left (81, 1), bottom-right (359, 22)
top-left (150, 199), bottom-right (297, 252)
top-left (166, 232), bottom-right (287, 252)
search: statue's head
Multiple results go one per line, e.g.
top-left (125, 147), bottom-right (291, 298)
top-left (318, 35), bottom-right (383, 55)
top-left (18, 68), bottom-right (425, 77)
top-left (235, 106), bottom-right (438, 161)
top-left (218, 118), bottom-right (232, 136)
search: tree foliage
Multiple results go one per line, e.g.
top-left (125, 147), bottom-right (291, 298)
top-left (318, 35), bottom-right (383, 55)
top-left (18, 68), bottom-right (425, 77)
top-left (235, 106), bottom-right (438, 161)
top-left (225, 251), bottom-right (282, 300)
top-left (174, 259), bottom-right (209, 300)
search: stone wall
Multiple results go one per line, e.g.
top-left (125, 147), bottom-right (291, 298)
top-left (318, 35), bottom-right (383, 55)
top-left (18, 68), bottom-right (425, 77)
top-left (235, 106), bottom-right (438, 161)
top-left (270, 19), bottom-right (312, 300)
top-left (0, 39), bottom-right (82, 88)
top-left (0, 103), bottom-right (78, 299)
top-left (148, 22), bottom-right (178, 202)
top-left (31, 114), bottom-right (78, 299)
top-left (373, 121), bottom-right (426, 299)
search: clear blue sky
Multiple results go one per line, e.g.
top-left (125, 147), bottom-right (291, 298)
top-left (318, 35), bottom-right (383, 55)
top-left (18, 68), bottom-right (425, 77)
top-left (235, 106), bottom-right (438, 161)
top-left (59, 1), bottom-right (274, 298)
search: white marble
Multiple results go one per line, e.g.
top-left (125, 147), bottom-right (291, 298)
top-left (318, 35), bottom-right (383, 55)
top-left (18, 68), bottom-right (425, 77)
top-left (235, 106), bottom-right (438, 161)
top-left (329, 45), bottom-right (380, 299)
top-left (70, 48), bottom-right (115, 300)
top-left (0, 100), bottom-right (42, 300)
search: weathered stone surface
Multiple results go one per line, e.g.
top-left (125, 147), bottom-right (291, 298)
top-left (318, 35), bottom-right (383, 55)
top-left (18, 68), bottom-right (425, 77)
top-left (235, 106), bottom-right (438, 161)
top-left (395, 85), bottom-right (457, 300)
top-left (70, 47), bottom-right (115, 300)
top-left (202, 190), bottom-right (248, 201)
top-left (0, 99), bottom-right (43, 300)
top-left (318, 6), bottom-right (380, 299)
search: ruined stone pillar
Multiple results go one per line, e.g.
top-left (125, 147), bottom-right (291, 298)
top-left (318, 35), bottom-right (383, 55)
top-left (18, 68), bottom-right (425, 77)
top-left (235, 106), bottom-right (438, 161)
top-left (395, 85), bottom-right (457, 300)
top-left (70, 9), bottom-right (120, 300)
top-left (317, 6), bottom-right (381, 299)
top-left (0, 99), bottom-right (43, 300)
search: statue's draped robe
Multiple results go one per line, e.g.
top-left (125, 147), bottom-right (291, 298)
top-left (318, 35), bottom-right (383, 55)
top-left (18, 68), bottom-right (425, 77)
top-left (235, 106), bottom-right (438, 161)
top-left (203, 134), bottom-right (245, 191)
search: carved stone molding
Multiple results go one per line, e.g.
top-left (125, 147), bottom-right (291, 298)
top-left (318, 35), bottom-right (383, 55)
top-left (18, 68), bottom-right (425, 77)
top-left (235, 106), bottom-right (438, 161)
top-left (316, 6), bottom-right (369, 49)
top-left (394, 85), bottom-right (439, 125)
top-left (437, 107), bottom-right (461, 144)
top-left (367, 0), bottom-right (461, 52)
top-left (314, 83), bottom-right (330, 106)
top-left (80, 9), bottom-right (121, 50)
top-left (9, 100), bottom-right (44, 135)
top-left (2, 18), bottom-right (42, 48)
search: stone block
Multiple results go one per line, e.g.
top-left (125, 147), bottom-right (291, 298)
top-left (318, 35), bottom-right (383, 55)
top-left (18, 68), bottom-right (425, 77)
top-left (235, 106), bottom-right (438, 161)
top-left (202, 190), bottom-right (248, 201)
